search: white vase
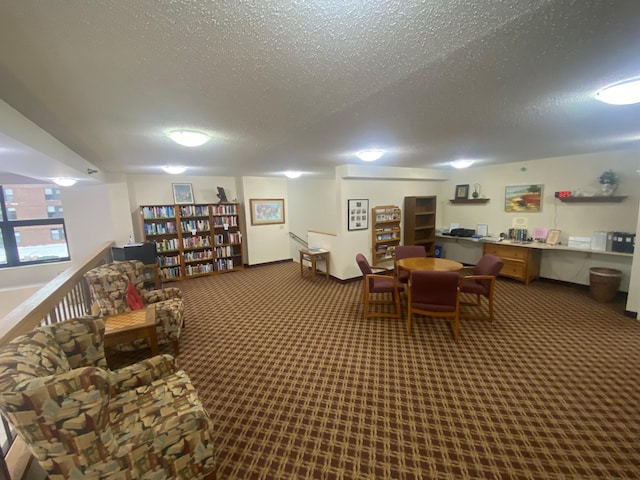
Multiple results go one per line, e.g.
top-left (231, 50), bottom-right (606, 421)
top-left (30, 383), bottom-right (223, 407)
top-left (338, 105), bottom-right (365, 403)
top-left (601, 183), bottom-right (617, 196)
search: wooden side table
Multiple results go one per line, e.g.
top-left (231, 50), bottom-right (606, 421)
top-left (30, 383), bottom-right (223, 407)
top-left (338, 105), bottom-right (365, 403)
top-left (104, 306), bottom-right (159, 356)
top-left (299, 248), bottom-right (330, 280)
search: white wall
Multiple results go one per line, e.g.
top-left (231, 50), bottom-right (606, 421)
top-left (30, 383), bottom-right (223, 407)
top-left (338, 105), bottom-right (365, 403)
top-left (241, 176), bottom-right (290, 265)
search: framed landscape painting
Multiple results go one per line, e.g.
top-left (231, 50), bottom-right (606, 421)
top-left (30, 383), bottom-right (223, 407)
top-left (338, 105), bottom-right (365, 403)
top-left (505, 185), bottom-right (543, 212)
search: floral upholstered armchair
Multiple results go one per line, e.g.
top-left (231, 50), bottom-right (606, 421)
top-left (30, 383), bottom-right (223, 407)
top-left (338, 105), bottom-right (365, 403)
top-left (84, 260), bottom-right (184, 353)
top-left (0, 317), bottom-right (217, 480)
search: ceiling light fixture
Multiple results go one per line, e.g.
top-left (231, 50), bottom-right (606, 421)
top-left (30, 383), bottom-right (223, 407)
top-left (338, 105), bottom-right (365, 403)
top-left (161, 165), bottom-right (187, 175)
top-left (356, 149), bottom-right (384, 162)
top-left (595, 77), bottom-right (640, 105)
top-left (284, 171), bottom-right (302, 179)
top-left (167, 130), bottom-right (210, 147)
top-left (52, 177), bottom-right (77, 186)
top-left (450, 159), bottom-right (475, 169)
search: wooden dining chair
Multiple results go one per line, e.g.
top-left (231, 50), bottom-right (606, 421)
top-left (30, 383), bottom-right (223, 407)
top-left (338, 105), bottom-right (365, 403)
top-left (355, 253), bottom-right (402, 319)
top-left (394, 245), bottom-right (427, 285)
top-left (407, 270), bottom-right (461, 340)
top-left (459, 254), bottom-right (504, 321)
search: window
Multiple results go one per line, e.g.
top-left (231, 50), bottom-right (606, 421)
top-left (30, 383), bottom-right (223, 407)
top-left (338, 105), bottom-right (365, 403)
top-left (44, 187), bottom-right (61, 201)
top-left (0, 184), bottom-right (70, 267)
top-left (47, 205), bottom-right (64, 218)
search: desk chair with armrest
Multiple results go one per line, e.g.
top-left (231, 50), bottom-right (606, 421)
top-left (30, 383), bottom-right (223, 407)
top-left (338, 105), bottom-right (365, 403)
top-left (459, 254), bottom-right (504, 322)
top-left (356, 253), bottom-right (402, 319)
top-left (394, 245), bottom-right (427, 285)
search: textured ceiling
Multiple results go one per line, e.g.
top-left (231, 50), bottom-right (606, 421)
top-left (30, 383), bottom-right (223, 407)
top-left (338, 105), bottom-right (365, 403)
top-left (0, 0), bottom-right (639, 181)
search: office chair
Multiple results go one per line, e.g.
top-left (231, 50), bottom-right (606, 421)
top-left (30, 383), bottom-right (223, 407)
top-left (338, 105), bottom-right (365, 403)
top-left (407, 270), bottom-right (460, 340)
top-left (355, 253), bottom-right (402, 319)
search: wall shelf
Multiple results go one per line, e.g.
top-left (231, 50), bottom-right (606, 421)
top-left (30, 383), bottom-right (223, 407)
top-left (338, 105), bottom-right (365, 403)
top-left (449, 198), bottom-right (490, 204)
top-left (558, 196), bottom-right (627, 203)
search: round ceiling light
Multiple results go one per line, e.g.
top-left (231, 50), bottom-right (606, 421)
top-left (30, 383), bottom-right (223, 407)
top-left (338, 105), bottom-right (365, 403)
top-left (356, 149), bottom-right (384, 162)
top-left (52, 177), bottom-right (77, 186)
top-left (167, 130), bottom-right (210, 147)
top-left (450, 159), bottom-right (475, 169)
top-left (284, 170), bottom-right (302, 179)
top-left (161, 165), bottom-right (187, 174)
top-left (595, 78), bottom-right (640, 105)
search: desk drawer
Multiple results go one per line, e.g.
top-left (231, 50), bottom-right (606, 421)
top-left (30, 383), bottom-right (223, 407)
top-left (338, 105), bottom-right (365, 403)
top-left (484, 243), bottom-right (527, 260)
top-left (500, 261), bottom-right (526, 281)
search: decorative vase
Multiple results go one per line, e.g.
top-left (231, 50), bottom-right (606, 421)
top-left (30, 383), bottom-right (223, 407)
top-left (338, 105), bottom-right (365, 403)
top-left (601, 183), bottom-right (617, 196)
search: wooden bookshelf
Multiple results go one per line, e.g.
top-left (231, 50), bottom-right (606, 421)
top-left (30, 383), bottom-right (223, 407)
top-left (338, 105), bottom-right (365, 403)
top-left (404, 196), bottom-right (437, 256)
top-left (140, 203), bottom-right (243, 282)
top-left (371, 205), bottom-right (401, 266)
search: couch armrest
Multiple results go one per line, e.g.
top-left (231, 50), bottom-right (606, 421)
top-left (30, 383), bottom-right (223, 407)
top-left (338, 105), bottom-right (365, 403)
top-left (109, 354), bottom-right (178, 394)
top-left (40, 316), bottom-right (108, 369)
top-left (0, 367), bottom-right (114, 458)
top-left (142, 287), bottom-right (183, 304)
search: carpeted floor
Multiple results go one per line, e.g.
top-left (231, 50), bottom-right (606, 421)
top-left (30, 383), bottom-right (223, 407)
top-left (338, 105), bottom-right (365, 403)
top-left (143, 262), bottom-right (639, 479)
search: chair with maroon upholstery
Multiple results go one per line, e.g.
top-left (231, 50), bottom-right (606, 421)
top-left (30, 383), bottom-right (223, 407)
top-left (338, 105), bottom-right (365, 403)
top-left (394, 245), bottom-right (427, 285)
top-left (356, 253), bottom-right (402, 319)
top-left (459, 254), bottom-right (504, 321)
top-left (407, 270), bottom-right (460, 340)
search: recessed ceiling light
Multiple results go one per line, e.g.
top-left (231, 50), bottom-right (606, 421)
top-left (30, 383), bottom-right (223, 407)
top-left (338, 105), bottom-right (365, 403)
top-left (161, 165), bottom-right (187, 174)
top-left (167, 130), bottom-right (210, 147)
top-left (356, 149), bottom-right (384, 162)
top-left (52, 177), bottom-right (77, 186)
top-left (284, 170), bottom-right (302, 179)
top-left (596, 78), bottom-right (640, 105)
top-left (450, 159), bottom-right (475, 169)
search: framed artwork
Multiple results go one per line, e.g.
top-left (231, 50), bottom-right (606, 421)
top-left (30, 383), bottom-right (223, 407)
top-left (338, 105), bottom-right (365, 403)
top-left (455, 184), bottom-right (469, 200)
top-left (546, 229), bottom-right (561, 245)
top-left (250, 198), bottom-right (285, 225)
top-left (505, 185), bottom-right (543, 212)
top-left (347, 199), bottom-right (369, 231)
top-left (172, 183), bottom-right (194, 204)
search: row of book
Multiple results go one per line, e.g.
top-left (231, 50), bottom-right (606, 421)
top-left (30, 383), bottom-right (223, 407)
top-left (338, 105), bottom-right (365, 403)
top-left (184, 250), bottom-right (213, 262)
top-left (179, 205), bottom-right (209, 217)
top-left (181, 219), bottom-right (210, 232)
top-left (160, 266), bottom-right (182, 280)
top-left (212, 216), bottom-right (239, 227)
top-left (216, 258), bottom-right (235, 271)
top-left (155, 238), bottom-right (180, 253)
top-left (145, 222), bottom-right (177, 235)
top-left (159, 255), bottom-right (180, 267)
top-left (215, 246), bottom-right (240, 258)
top-left (214, 232), bottom-right (242, 245)
top-left (182, 235), bottom-right (212, 249)
top-left (185, 263), bottom-right (214, 276)
top-left (142, 206), bottom-right (176, 219)
top-left (508, 228), bottom-right (528, 242)
top-left (212, 204), bottom-right (238, 215)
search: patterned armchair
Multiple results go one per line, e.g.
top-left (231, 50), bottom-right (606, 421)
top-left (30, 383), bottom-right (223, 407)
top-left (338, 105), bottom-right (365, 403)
top-left (84, 260), bottom-right (184, 353)
top-left (0, 317), bottom-right (217, 480)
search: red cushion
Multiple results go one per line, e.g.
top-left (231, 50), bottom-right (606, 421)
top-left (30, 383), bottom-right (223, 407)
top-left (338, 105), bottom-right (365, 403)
top-left (127, 281), bottom-right (144, 310)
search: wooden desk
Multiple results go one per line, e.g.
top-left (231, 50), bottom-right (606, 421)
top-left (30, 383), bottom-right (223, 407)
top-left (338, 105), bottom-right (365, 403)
top-left (396, 257), bottom-right (463, 272)
top-left (104, 306), bottom-right (158, 356)
top-left (299, 248), bottom-right (330, 280)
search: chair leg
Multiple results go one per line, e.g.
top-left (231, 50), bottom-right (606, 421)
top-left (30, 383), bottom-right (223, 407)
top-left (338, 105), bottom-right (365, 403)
top-left (407, 307), bottom-right (412, 333)
top-left (488, 295), bottom-right (494, 322)
top-left (451, 313), bottom-right (459, 341)
top-left (173, 340), bottom-right (180, 356)
top-left (362, 286), bottom-right (370, 319)
top-left (393, 288), bottom-right (402, 319)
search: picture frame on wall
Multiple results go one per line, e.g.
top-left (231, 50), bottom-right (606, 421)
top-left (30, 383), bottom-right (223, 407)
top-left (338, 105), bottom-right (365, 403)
top-left (172, 183), bottom-right (194, 204)
top-left (505, 184), bottom-right (543, 212)
top-left (347, 199), bottom-right (369, 231)
top-left (454, 184), bottom-right (469, 200)
top-left (250, 198), bottom-right (285, 225)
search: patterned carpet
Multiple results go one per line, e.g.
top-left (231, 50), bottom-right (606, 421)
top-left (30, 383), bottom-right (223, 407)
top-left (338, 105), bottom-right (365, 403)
top-left (148, 262), bottom-right (638, 479)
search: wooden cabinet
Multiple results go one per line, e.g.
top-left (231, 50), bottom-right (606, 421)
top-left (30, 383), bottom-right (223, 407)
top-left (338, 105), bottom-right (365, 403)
top-left (371, 205), bottom-right (401, 266)
top-left (141, 203), bottom-right (243, 282)
top-left (403, 196), bottom-right (437, 256)
top-left (482, 242), bottom-right (540, 285)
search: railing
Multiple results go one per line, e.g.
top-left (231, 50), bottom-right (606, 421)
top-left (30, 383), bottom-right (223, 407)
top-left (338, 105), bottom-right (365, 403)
top-left (289, 231), bottom-right (308, 248)
top-left (0, 241), bottom-right (115, 480)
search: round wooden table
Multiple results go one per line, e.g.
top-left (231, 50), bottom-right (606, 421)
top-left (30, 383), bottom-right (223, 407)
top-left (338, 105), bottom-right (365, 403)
top-left (396, 257), bottom-right (463, 272)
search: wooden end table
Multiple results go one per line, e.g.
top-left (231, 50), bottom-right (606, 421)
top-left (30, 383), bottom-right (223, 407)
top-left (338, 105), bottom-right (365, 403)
top-left (299, 248), bottom-right (330, 280)
top-left (104, 306), bottom-right (159, 356)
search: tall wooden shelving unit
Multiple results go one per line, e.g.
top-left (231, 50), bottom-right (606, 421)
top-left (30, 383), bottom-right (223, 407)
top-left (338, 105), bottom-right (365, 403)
top-left (371, 205), bottom-right (402, 266)
top-left (140, 203), bottom-right (243, 282)
top-left (404, 196), bottom-right (437, 256)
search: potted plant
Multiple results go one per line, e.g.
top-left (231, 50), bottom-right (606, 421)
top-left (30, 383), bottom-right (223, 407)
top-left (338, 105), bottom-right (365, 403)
top-left (599, 170), bottom-right (618, 196)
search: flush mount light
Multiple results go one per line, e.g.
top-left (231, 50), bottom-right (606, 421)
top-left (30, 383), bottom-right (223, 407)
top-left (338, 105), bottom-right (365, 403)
top-left (450, 159), bottom-right (475, 169)
top-left (356, 149), bottom-right (384, 162)
top-left (52, 177), bottom-right (77, 186)
top-left (284, 170), bottom-right (302, 179)
top-left (167, 130), bottom-right (210, 147)
top-left (161, 165), bottom-right (187, 174)
top-left (596, 77), bottom-right (640, 105)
